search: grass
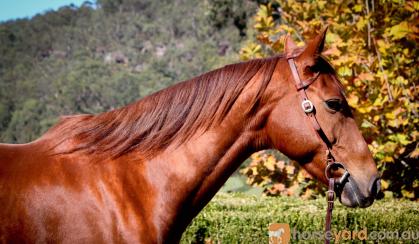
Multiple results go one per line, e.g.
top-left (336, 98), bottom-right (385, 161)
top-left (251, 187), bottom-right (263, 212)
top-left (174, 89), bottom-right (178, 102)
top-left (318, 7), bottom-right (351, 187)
top-left (181, 193), bottom-right (419, 243)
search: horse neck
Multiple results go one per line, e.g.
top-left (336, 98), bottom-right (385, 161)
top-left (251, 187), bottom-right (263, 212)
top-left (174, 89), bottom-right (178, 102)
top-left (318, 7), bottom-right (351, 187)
top-left (143, 71), bottom-right (277, 241)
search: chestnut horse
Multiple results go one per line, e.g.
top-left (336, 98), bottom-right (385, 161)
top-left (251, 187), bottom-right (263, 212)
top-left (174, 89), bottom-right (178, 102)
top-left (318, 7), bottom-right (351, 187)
top-left (0, 29), bottom-right (380, 243)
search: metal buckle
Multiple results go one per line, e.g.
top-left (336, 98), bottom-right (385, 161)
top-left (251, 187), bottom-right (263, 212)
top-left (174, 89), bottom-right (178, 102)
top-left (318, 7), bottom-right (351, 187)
top-left (326, 190), bottom-right (335, 202)
top-left (301, 99), bottom-right (314, 113)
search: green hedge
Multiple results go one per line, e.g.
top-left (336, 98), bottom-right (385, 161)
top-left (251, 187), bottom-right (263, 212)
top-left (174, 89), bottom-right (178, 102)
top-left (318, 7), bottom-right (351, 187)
top-left (181, 193), bottom-right (419, 243)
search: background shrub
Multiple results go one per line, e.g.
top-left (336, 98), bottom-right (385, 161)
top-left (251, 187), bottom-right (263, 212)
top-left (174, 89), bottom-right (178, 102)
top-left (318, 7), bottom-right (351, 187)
top-left (239, 0), bottom-right (418, 200)
top-left (182, 193), bottom-right (419, 243)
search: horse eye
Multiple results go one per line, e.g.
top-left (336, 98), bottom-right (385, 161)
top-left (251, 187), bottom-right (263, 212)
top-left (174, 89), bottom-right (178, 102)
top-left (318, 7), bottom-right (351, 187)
top-left (324, 99), bottom-right (342, 112)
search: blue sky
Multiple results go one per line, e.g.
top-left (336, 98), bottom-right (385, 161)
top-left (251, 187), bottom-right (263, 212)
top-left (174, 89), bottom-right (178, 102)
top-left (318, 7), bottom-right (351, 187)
top-left (0, 0), bottom-right (87, 22)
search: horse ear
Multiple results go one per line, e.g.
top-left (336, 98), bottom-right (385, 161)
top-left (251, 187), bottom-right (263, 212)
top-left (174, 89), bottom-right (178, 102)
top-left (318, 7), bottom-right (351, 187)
top-left (300, 26), bottom-right (328, 61)
top-left (284, 34), bottom-right (297, 54)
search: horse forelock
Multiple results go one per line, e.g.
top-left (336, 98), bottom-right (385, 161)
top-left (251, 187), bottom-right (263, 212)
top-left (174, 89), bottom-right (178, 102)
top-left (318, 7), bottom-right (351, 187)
top-left (48, 56), bottom-right (282, 159)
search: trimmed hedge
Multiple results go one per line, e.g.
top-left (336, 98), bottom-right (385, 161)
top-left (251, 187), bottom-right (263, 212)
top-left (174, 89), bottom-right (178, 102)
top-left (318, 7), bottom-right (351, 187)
top-left (181, 193), bottom-right (419, 243)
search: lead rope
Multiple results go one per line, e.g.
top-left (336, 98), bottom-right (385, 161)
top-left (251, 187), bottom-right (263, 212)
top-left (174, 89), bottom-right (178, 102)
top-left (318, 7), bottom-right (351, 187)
top-left (325, 152), bottom-right (335, 244)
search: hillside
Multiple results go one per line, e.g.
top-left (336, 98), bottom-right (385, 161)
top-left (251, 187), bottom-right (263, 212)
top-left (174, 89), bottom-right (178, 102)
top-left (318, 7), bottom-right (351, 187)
top-left (0, 0), bottom-right (257, 143)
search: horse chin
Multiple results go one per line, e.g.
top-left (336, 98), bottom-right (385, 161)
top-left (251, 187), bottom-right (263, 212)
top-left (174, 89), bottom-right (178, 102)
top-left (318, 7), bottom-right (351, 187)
top-left (338, 177), bottom-right (374, 208)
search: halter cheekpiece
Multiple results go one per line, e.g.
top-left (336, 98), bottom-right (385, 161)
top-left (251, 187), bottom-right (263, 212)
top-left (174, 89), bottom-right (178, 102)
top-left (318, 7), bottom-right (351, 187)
top-left (287, 56), bottom-right (350, 244)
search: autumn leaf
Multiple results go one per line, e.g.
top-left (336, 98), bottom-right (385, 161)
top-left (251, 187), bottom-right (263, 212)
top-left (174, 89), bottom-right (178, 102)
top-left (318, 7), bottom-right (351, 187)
top-left (347, 93), bottom-right (359, 107)
top-left (388, 21), bottom-right (412, 40)
top-left (358, 72), bottom-right (375, 81)
top-left (240, 0), bottom-right (418, 200)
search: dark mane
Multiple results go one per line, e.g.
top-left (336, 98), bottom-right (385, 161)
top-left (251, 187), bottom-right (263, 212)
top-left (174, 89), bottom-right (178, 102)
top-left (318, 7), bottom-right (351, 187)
top-left (49, 56), bottom-right (281, 158)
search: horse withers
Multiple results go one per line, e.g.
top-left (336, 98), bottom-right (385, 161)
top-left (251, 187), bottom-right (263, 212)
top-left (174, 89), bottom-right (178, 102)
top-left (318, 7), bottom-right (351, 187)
top-left (0, 28), bottom-right (380, 243)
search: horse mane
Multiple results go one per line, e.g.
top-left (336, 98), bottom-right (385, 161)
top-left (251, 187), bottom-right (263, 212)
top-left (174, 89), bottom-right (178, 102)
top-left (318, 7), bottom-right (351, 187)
top-left (49, 55), bottom-right (282, 158)
top-left (313, 55), bottom-right (346, 94)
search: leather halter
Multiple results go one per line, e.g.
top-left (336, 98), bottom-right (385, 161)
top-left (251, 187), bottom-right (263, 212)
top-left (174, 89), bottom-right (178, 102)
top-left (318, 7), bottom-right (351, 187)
top-left (287, 57), bottom-right (350, 244)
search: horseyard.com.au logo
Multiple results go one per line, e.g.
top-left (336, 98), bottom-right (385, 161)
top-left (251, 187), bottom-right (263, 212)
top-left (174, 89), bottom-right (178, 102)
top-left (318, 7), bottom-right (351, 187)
top-left (268, 223), bottom-right (418, 243)
top-left (268, 223), bottom-right (291, 244)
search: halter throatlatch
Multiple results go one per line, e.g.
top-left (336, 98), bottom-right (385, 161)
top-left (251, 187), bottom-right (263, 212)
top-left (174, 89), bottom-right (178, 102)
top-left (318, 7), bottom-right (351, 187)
top-left (287, 57), bottom-right (350, 244)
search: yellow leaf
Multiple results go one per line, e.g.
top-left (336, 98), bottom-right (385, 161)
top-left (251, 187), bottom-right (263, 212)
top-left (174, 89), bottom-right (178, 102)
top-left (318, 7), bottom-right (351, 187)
top-left (358, 72), bottom-right (375, 81)
top-left (358, 106), bottom-right (372, 114)
top-left (383, 156), bottom-right (394, 163)
top-left (353, 4), bottom-right (363, 13)
top-left (361, 119), bottom-right (375, 129)
top-left (347, 94), bottom-right (359, 107)
top-left (388, 21), bottom-right (412, 40)
top-left (325, 32), bottom-right (342, 44)
top-left (384, 191), bottom-right (393, 198)
top-left (381, 180), bottom-right (389, 190)
top-left (285, 165), bottom-right (295, 174)
top-left (394, 76), bottom-right (408, 85)
top-left (265, 155), bottom-right (276, 171)
top-left (356, 17), bottom-right (367, 30)
top-left (251, 152), bottom-right (260, 160)
top-left (401, 189), bottom-right (415, 199)
top-left (338, 66), bottom-right (351, 77)
top-left (317, 0), bottom-right (326, 9)
top-left (373, 95), bottom-right (388, 106)
top-left (385, 112), bottom-right (395, 120)
top-left (408, 147), bottom-right (419, 158)
top-left (383, 142), bottom-right (397, 153)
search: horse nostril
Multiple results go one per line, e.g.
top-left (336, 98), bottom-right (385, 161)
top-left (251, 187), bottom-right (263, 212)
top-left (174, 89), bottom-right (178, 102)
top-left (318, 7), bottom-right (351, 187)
top-left (369, 176), bottom-right (381, 198)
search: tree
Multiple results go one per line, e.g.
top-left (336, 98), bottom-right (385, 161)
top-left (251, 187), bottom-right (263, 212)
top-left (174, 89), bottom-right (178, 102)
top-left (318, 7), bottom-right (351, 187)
top-left (240, 0), bottom-right (418, 199)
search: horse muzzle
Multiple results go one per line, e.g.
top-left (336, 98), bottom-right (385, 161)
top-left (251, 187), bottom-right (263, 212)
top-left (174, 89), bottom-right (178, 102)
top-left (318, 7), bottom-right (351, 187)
top-left (338, 174), bottom-right (381, 208)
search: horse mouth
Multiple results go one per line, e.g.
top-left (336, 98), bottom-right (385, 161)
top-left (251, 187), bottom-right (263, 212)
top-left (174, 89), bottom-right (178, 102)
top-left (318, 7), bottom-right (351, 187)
top-left (337, 175), bottom-right (380, 208)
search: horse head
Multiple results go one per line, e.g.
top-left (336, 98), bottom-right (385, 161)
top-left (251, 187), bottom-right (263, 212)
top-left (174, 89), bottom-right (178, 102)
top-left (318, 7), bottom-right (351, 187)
top-left (265, 28), bottom-right (380, 208)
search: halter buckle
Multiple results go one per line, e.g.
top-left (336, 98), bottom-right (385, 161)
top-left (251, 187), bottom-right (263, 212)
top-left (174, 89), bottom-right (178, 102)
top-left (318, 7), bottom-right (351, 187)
top-left (301, 99), bottom-right (314, 113)
top-left (326, 190), bottom-right (335, 201)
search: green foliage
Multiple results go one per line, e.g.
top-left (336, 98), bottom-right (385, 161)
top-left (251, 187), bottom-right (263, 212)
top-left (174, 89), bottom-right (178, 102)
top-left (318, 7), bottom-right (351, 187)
top-left (0, 0), bottom-right (256, 143)
top-left (239, 0), bottom-right (418, 199)
top-left (205, 0), bottom-right (255, 36)
top-left (182, 193), bottom-right (419, 243)
top-left (2, 99), bottom-right (45, 142)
